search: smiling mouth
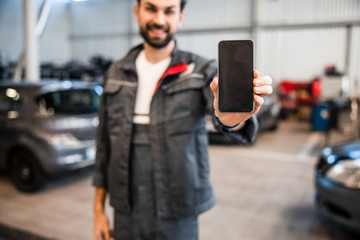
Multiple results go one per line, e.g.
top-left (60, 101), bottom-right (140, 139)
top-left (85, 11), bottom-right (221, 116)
top-left (150, 29), bottom-right (166, 38)
top-left (147, 24), bottom-right (169, 37)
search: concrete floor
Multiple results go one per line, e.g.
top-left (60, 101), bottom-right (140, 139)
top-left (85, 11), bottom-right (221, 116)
top-left (0, 120), bottom-right (359, 240)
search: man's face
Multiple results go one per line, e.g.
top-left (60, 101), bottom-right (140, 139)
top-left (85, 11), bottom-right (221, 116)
top-left (134, 0), bottom-right (184, 49)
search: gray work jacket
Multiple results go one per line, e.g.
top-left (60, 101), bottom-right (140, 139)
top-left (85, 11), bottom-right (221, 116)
top-left (92, 44), bottom-right (258, 218)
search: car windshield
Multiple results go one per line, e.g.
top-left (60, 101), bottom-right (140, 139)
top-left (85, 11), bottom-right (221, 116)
top-left (38, 89), bottom-right (100, 114)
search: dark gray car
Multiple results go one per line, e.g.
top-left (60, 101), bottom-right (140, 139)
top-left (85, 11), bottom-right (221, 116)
top-left (0, 80), bottom-right (102, 192)
top-left (206, 94), bottom-right (280, 144)
top-left (316, 140), bottom-right (360, 233)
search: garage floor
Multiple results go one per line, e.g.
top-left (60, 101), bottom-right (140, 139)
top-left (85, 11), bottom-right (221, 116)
top-left (0, 120), bottom-right (359, 240)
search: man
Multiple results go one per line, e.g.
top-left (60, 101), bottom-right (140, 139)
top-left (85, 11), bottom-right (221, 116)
top-left (93, 0), bottom-right (273, 239)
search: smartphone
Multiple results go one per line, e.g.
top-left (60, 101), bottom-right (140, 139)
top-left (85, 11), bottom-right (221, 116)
top-left (218, 40), bottom-right (254, 113)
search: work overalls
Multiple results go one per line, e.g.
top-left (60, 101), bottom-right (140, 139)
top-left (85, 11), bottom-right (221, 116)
top-left (114, 124), bottom-right (198, 240)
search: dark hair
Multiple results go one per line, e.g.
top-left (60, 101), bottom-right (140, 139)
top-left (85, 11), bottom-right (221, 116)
top-left (137, 0), bottom-right (187, 11)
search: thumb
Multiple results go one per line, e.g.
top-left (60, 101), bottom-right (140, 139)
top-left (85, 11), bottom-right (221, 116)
top-left (210, 77), bottom-right (219, 100)
top-left (254, 70), bottom-right (259, 79)
top-left (104, 229), bottom-right (112, 240)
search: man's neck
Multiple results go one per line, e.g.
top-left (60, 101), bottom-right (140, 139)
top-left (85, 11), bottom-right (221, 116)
top-left (143, 40), bottom-right (174, 64)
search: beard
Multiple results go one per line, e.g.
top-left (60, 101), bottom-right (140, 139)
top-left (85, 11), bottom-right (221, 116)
top-left (140, 22), bottom-right (174, 49)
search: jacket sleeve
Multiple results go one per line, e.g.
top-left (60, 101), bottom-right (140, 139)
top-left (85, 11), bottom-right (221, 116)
top-left (202, 59), bottom-right (259, 145)
top-left (92, 80), bottom-right (110, 188)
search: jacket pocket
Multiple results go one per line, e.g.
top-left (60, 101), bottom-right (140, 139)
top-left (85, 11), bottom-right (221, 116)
top-left (103, 79), bottom-right (138, 94)
top-left (162, 74), bottom-right (205, 95)
top-left (103, 79), bottom-right (137, 136)
top-left (162, 75), bottom-right (207, 125)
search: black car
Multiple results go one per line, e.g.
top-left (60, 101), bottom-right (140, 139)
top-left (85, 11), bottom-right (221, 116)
top-left (0, 80), bottom-right (102, 192)
top-left (315, 140), bottom-right (360, 232)
top-left (206, 94), bottom-right (280, 144)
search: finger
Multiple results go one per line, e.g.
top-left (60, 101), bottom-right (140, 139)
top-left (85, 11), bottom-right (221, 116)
top-left (210, 77), bottom-right (219, 99)
top-left (104, 230), bottom-right (110, 240)
top-left (253, 70), bottom-right (259, 79)
top-left (254, 85), bottom-right (273, 96)
top-left (94, 230), bottom-right (103, 240)
top-left (254, 75), bottom-right (272, 87)
top-left (210, 78), bottom-right (220, 114)
top-left (253, 95), bottom-right (264, 112)
top-left (262, 76), bottom-right (273, 85)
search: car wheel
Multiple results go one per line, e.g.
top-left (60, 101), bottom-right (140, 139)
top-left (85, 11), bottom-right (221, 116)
top-left (10, 151), bottom-right (45, 192)
top-left (268, 122), bottom-right (278, 131)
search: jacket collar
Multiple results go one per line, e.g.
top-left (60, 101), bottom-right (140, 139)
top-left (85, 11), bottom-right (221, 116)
top-left (117, 40), bottom-right (189, 73)
top-left (117, 44), bottom-right (143, 72)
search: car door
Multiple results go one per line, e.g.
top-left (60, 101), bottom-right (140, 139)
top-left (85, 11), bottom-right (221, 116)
top-left (0, 86), bottom-right (23, 169)
top-left (0, 87), bottom-right (10, 168)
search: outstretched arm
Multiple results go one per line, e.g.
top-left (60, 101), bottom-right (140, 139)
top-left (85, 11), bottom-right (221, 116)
top-left (210, 70), bottom-right (273, 131)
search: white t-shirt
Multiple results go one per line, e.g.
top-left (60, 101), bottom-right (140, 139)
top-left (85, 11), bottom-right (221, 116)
top-left (133, 50), bottom-right (171, 124)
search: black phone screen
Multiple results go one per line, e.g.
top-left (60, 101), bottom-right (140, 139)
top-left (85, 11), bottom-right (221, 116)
top-left (218, 40), bottom-right (254, 113)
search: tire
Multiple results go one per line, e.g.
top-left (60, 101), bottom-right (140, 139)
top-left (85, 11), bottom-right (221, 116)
top-left (268, 122), bottom-right (278, 131)
top-left (10, 150), bottom-right (45, 192)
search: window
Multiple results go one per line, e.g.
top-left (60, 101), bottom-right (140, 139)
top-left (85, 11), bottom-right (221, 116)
top-left (37, 89), bottom-right (100, 114)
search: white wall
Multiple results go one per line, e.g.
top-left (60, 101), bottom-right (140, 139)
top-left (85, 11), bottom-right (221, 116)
top-left (176, 32), bottom-right (251, 61)
top-left (0, 0), bottom-right (24, 61)
top-left (181, 0), bottom-right (252, 30)
top-left (0, 0), bottom-right (131, 64)
top-left (175, 0), bottom-right (252, 59)
top-left (0, 0), bottom-right (359, 92)
top-left (0, 0), bottom-right (72, 64)
top-left (172, 0), bottom-right (360, 91)
top-left (349, 26), bottom-right (360, 98)
top-left (69, 0), bottom-right (132, 62)
top-left (258, 0), bottom-right (360, 24)
top-left (256, 0), bottom-right (360, 87)
top-left (257, 27), bottom-right (347, 81)
top-left (40, 1), bottom-right (72, 64)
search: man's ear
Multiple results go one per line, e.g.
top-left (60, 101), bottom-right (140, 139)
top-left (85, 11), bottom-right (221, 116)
top-left (178, 10), bottom-right (185, 28)
top-left (134, 3), bottom-right (140, 23)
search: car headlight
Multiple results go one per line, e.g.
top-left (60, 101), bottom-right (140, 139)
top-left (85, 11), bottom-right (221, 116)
top-left (46, 133), bottom-right (80, 146)
top-left (322, 147), bottom-right (332, 156)
top-left (85, 146), bottom-right (96, 160)
top-left (325, 159), bottom-right (360, 189)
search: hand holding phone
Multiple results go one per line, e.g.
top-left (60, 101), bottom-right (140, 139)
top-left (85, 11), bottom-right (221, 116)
top-left (218, 40), bottom-right (254, 113)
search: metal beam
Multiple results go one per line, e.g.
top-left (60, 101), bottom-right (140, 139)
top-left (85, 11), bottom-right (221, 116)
top-left (24, 0), bottom-right (39, 82)
top-left (14, 0), bottom-right (52, 82)
top-left (259, 20), bottom-right (360, 30)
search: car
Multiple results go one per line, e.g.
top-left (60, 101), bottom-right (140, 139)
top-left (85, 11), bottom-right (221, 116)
top-left (206, 94), bottom-right (280, 144)
top-left (0, 80), bottom-right (102, 192)
top-left (255, 93), bottom-right (280, 132)
top-left (315, 140), bottom-right (360, 232)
